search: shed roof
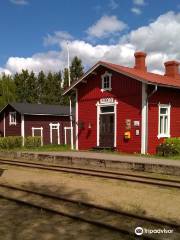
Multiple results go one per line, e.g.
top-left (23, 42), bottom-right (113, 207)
top-left (63, 60), bottom-right (180, 95)
top-left (1, 102), bottom-right (72, 116)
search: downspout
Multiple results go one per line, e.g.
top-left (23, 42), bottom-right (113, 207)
top-left (145, 84), bottom-right (158, 153)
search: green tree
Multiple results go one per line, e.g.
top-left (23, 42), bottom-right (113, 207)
top-left (14, 69), bottom-right (29, 102)
top-left (70, 56), bottom-right (84, 83)
top-left (63, 68), bottom-right (69, 89)
top-left (37, 70), bottom-right (46, 103)
top-left (51, 71), bottom-right (63, 104)
top-left (0, 74), bottom-right (16, 108)
top-left (26, 71), bottom-right (38, 103)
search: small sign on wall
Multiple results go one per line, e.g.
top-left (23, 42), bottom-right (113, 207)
top-left (135, 129), bottom-right (140, 136)
top-left (100, 98), bottom-right (114, 104)
top-left (125, 119), bottom-right (131, 130)
top-left (134, 120), bottom-right (140, 127)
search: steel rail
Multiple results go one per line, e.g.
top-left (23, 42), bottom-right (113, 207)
top-left (0, 183), bottom-right (159, 240)
top-left (0, 158), bottom-right (180, 189)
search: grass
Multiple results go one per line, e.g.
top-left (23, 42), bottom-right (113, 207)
top-left (22, 144), bottom-right (72, 152)
top-left (0, 144), bottom-right (72, 153)
top-left (0, 143), bottom-right (180, 160)
top-left (90, 148), bottom-right (180, 160)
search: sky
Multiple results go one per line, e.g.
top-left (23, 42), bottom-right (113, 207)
top-left (0, 0), bottom-right (180, 75)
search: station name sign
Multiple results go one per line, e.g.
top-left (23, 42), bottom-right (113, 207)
top-left (100, 98), bottom-right (114, 104)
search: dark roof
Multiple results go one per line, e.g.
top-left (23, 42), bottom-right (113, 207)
top-left (63, 60), bottom-right (180, 95)
top-left (1, 103), bottom-right (73, 116)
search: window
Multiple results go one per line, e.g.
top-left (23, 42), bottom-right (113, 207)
top-left (9, 112), bottom-right (16, 125)
top-left (100, 106), bottom-right (114, 113)
top-left (101, 71), bottom-right (112, 91)
top-left (158, 104), bottom-right (170, 138)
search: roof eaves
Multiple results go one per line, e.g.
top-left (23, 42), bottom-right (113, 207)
top-left (0, 103), bottom-right (22, 115)
top-left (23, 113), bottom-right (70, 116)
top-left (99, 62), bottom-right (180, 89)
top-left (62, 62), bottom-right (102, 95)
top-left (62, 61), bottom-right (180, 94)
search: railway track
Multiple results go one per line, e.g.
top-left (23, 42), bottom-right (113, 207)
top-left (0, 183), bottom-right (179, 240)
top-left (0, 158), bottom-right (180, 189)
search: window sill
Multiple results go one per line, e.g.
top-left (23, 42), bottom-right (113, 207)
top-left (101, 88), bottom-right (112, 92)
top-left (9, 123), bottom-right (16, 126)
top-left (157, 134), bottom-right (170, 139)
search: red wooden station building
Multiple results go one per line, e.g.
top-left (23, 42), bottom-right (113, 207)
top-left (64, 52), bottom-right (180, 154)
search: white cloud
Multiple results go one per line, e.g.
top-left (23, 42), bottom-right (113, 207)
top-left (109, 0), bottom-right (118, 10)
top-left (131, 7), bottom-right (142, 15)
top-left (5, 51), bottom-right (65, 75)
top-left (44, 31), bottom-right (73, 46)
top-left (0, 68), bottom-right (12, 76)
top-left (87, 15), bottom-right (127, 38)
top-left (123, 11), bottom-right (180, 54)
top-left (10, 0), bottom-right (28, 5)
top-left (1, 11), bottom-right (180, 75)
top-left (133, 0), bottom-right (145, 5)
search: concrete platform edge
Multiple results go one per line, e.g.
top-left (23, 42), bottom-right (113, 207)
top-left (0, 151), bottom-right (180, 176)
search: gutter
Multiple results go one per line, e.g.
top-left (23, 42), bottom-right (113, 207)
top-left (145, 84), bottom-right (158, 153)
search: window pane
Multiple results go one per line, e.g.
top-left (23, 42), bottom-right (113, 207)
top-left (103, 75), bottom-right (110, 89)
top-left (160, 116), bottom-right (163, 134)
top-left (10, 113), bottom-right (16, 123)
top-left (160, 108), bottom-right (167, 115)
top-left (164, 116), bottom-right (168, 134)
top-left (101, 106), bottom-right (114, 113)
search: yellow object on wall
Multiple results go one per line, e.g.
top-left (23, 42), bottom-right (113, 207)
top-left (124, 131), bottom-right (131, 140)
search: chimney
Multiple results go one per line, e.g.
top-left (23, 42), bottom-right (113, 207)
top-left (134, 51), bottom-right (147, 71)
top-left (164, 61), bottom-right (179, 78)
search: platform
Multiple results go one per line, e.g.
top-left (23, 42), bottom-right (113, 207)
top-left (0, 151), bottom-right (180, 176)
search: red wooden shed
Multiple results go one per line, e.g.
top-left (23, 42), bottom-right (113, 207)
top-left (0, 103), bottom-right (73, 146)
top-left (63, 52), bottom-right (180, 154)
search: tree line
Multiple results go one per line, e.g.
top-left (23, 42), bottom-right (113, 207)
top-left (0, 56), bottom-right (84, 108)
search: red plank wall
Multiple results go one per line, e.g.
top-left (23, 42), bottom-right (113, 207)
top-left (78, 66), bottom-right (142, 153)
top-left (148, 87), bottom-right (180, 154)
top-left (24, 115), bottom-right (71, 145)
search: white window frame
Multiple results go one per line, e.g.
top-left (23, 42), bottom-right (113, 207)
top-left (158, 103), bottom-right (171, 139)
top-left (32, 127), bottom-right (43, 146)
top-left (9, 112), bottom-right (16, 126)
top-left (101, 71), bottom-right (112, 92)
top-left (49, 123), bottom-right (60, 145)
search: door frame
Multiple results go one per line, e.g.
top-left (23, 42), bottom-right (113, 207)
top-left (49, 123), bottom-right (60, 145)
top-left (32, 127), bottom-right (43, 146)
top-left (96, 100), bottom-right (118, 147)
top-left (64, 126), bottom-right (72, 144)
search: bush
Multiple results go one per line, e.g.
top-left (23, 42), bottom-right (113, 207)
top-left (156, 138), bottom-right (180, 156)
top-left (0, 136), bottom-right (22, 149)
top-left (24, 136), bottom-right (41, 148)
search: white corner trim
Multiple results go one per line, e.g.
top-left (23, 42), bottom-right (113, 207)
top-left (141, 83), bottom-right (147, 154)
top-left (3, 112), bottom-right (6, 137)
top-left (75, 89), bottom-right (78, 150)
top-left (21, 114), bottom-right (25, 146)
